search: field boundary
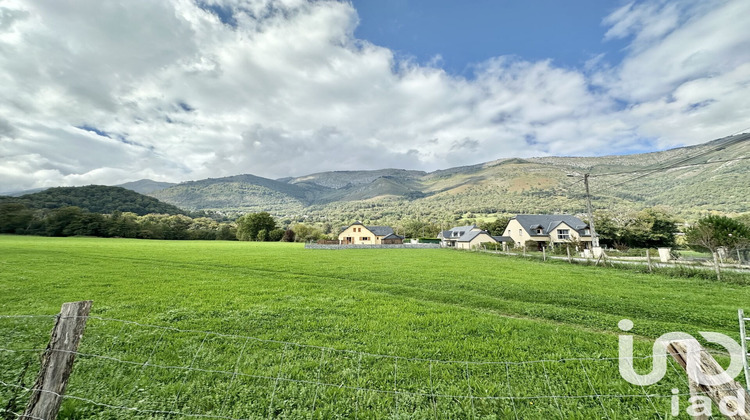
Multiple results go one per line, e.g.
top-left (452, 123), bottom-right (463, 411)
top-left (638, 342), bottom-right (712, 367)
top-left (2, 310), bottom-right (737, 420)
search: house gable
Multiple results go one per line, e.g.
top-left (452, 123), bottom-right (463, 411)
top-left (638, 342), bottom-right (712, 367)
top-left (506, 215), bottom-right (592, 247)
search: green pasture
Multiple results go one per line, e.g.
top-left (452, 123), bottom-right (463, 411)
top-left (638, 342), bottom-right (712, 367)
top-left (1, 236), bottom-right (748, 419)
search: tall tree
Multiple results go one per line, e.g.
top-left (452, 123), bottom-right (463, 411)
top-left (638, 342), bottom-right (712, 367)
top-left (685, 215), bottom-right (750, 280)
top-left (236, 212), bottom-right (277, 241)
top-left (480, 217), bottom-right (511, 236)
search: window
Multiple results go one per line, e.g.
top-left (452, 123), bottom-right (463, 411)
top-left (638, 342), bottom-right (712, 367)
top-left (519, 229), bottom-right (523, 237)
top-left (535, 228), bottom-right (543, 234)
top-left (557, 229), bottom-right (570, 240)
top-left (584, 228), bottom-right (590, 235)
top-left (360, 237), bottom-right (369, 241)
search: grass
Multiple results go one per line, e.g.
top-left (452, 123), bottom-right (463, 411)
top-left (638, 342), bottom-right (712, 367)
top-left (1, 236), bottom-right (748, 419)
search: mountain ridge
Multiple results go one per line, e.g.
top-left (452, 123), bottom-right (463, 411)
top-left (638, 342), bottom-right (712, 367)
top-left (5, 134), bottom-right (748, 223)
top-left (142, 133), bottom-right (750, 222)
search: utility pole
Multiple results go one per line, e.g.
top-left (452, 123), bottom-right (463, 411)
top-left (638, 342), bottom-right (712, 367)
top-left (569, 172), bottom-right (599, 248)
top-left (583, 173), bottom-right (599, 248)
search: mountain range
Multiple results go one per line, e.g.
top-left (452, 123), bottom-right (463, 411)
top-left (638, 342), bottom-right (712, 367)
top-left (141, 133), bottom-right (750, 223)
top-left (4, 134), bottom-right (749, 224)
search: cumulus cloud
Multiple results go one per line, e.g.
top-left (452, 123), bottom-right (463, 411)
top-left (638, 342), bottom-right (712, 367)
top-left (0, 0), bottom-right (748, 191)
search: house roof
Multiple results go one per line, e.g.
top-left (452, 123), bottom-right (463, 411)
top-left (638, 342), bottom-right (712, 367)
top-left (439, 225), bottom-right (478, 239)
top-left (382, 233), bottom-right (404, 240)
top-left (341, 223), bottom-right (396, 237)
top-left (457, 230), bottom-right (497, 243)
top-left (438, 230), bottom-right (452, 239)
top-left (513, 214), bottom-right (590, 237)
top-left (492, 236), bottom-right (512, 243)
top-left (365, 226), bottom-right (396, 237)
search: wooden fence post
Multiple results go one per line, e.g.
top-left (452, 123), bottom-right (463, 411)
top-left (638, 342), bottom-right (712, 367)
top-left (666, 339), bottom-right (750, 420)
top-left (646, 249), bottom-right (653, 273)
top-left (21, 301), bottom-right (93, 420)
top-left (566, 245), bottom-right (572, 263)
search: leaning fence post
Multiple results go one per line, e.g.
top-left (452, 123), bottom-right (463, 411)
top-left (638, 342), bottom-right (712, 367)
top-left (666, 338), bottom-right (750, 420)
top-left (21, 301), bottom-right (93, 420)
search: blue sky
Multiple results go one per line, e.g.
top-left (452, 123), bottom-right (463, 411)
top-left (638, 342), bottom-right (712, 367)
top-left (353, 0), bottom-right (628, 75)
top-left (0, 0), bottom-right (749, 190)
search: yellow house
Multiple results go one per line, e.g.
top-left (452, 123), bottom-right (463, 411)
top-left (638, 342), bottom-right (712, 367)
top-left (338, 222), bottom-right (403, 245)
top-left (505, 214), bottom-right (592, 250)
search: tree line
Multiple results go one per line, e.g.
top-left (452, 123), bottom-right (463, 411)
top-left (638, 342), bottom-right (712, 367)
top-left (0, 204), bottom-right (330, 243)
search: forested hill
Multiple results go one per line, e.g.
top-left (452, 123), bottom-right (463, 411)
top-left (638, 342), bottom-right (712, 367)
top-left (140, 133), bottom-right (750, 222)
top-left (0, 185), bottom-right (186, 216)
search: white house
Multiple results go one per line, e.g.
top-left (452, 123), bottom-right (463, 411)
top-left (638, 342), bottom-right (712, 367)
top-left (505, 214), bottom-right (592, 250)
top-left (438, 225), bottom-right (511, 249)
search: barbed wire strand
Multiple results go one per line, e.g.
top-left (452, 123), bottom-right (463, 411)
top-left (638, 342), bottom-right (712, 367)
top-left (0, 315), bottom-right (722, 419)
top-left (0, 315), bottom-right (699, 366)
top-left (0, 346), bottom-right (701, 404)
top-left (0, 377), bottom-right (696, 420)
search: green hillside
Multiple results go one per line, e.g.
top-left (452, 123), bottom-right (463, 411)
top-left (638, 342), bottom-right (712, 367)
top-left (0, 185), bottom-right (186, 216)
top-left (117, 179), bottom-right (177, 195)
top-left (141, 134), bottom-right (749, 223)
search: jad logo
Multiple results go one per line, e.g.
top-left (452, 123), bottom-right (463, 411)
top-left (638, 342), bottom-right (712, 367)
top-left (617, 319), bottom-right (747, 417)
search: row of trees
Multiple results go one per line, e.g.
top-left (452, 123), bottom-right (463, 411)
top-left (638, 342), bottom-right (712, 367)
top-left (594, 208), bottom-right (679, 248)
top-left (0, 204), bottom-right (238, 240)
top-left (0, 205), bottom-right (329, 243)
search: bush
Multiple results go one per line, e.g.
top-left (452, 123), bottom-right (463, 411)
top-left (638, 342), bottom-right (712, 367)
top-left (281, 229), bottom-right (296, 242)
top-left (268, 228), bottom-right (285, 242)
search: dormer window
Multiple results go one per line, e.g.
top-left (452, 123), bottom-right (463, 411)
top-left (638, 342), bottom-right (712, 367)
top-left (535, 228), bottom-right (543, 235)
top-left (584, 228), bottom-right (590, 235)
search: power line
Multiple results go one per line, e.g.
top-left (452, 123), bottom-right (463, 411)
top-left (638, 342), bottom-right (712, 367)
top-left (586, 133), bottom-right (750, 188)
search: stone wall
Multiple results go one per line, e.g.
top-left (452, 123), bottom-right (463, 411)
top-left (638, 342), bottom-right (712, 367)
top-left (304, 243), bottom-right (441, 250)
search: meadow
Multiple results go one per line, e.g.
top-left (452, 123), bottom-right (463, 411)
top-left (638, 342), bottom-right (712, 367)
top-left (1, 235), bottom-right (749, 419)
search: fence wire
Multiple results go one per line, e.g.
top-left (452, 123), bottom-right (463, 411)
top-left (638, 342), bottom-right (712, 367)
top-left (0, 314), bottom-right (718, 419)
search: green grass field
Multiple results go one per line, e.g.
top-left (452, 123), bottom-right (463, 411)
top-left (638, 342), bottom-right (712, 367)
top-left (1, 236), bottom-right (748, 419)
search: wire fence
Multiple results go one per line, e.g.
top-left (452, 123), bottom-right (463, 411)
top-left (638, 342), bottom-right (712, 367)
top-left (0, 314), bottom-right (719, 419)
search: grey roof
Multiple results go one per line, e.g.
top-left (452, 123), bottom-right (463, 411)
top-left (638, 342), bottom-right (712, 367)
top-left (438, 230), bottom-right (452, 239)
top-left (492, 236), bottom-right (512, 243)
top-left (439, 225), bottom-right (478, 239)
top-left (341, 223), bottom-right (396, 237)
top-left (513, 214), bottom-right (590, 236)
top-left (457, 230), bottom-right (497, 243)
top-left (365, 225), bottom-right (396, 237)
top-left (382, 233), bottom-right (404, 240)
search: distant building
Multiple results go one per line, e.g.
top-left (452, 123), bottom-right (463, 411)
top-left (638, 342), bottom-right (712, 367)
top-left (438, 225), bottom-right (509, 249)
top-left (338, 222), bottom-right (404, 245)
top-left (505, 214), bottom-right (592, 250)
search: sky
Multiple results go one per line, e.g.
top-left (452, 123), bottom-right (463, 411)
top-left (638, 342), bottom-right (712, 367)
top-left (1, 0), bottom-right (749, 192)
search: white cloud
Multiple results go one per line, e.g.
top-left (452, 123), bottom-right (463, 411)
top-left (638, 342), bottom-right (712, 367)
top-left (0, 0), bottom-right (748, 192)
